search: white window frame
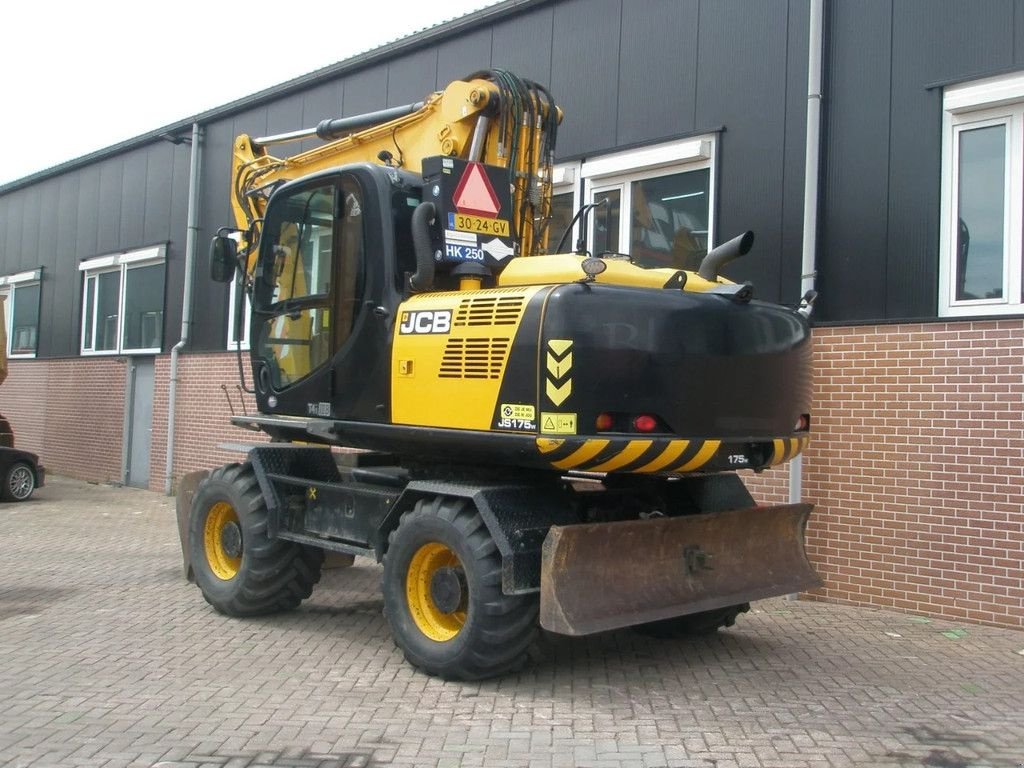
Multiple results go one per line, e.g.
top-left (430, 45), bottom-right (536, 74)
top-left (547, 161), bottom-right (582, 253)
top-left (581, 136), bottom-right (716, 256)
top-left (227, 271), bottom-right (252, 351)
top-left (0, 268), bottom-right (42, 359)
top-left (940, 71), bottom-right (1024, 317)
top-left (226, 233), bottom-right (251, 351)
top-left (80, 245), bottom-right (166, 355)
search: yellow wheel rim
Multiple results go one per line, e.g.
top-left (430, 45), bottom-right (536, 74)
top-left (203, 501), bottom-right (242, 580)
top-left (406, 542), bottom-right (467, 642)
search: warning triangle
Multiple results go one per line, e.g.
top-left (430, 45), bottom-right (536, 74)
top-left (453, 162), bottom-right (501, 217)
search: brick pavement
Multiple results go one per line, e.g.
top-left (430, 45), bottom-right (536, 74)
top-left (1, 476), bottom-right (1022, 768)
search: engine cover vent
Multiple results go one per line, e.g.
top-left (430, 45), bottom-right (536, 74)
top-left (439, 338), bottom-right (511, 379)
top-left (453, 295), bottom-right (526, 327)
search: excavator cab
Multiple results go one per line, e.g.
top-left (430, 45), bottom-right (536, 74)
top-left (243, 164), bottom-right (419, 422)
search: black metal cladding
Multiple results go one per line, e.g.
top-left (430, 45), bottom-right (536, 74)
top-left (2, 0), bottom-right (1023, 360)
top-left (817, 0), bottom-right (1022, 321)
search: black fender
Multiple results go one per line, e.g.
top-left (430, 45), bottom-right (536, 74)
top-left (378, 480), bottom-right (578, 595)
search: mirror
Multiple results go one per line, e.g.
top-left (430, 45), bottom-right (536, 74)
top-left (210, 235), bottom-right (238, 282)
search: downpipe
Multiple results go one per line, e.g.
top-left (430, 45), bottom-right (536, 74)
top-left (165, 122), bottom-right (203, 495)
top-left (788, 0), bottom-right (825, 576)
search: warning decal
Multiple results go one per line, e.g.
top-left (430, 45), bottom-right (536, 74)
top-left (540, 412), bottom-right (577, 435)
top-left (453, 162), bottom-right (502, 218)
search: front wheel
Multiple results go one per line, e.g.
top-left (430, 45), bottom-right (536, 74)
top-left (3, 462), bottom-right (35, 502)
top-left (188, 463), bottom-right (323, 616)
top-left (382, 496), bottom-right (539, 680)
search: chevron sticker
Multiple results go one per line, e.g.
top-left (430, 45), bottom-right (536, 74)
top-left (547, 351), bottom-right (573, 379)
top-left (545, 379), bottom-right (572, 406)
top-left (545, 339), bottom-right (573, 406)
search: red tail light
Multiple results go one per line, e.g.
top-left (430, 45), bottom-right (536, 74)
top-left (633, 415), bottom-right (658, 433)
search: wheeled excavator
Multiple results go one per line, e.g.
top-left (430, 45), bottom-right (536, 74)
top-left (176, 70), bottom-right (819, 680)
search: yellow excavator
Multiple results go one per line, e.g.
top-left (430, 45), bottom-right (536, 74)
top-left (176, 70), bottom-right (819, 680)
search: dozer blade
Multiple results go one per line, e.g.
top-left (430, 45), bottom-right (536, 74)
top-left (539, 503), bottom-right (820, 636)
top-left (174, 469), bottom-right (211, 581)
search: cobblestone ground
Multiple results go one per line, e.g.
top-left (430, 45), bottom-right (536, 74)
top-left (1, 476), bottom-right (1022, 768)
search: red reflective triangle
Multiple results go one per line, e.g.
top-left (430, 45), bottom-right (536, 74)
top-left (452, 162), bottom-right (501, 218)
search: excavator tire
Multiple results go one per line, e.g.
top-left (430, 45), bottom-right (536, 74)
top-left (632, 603), bottom-right (750, 639)
top-left (382, 496), bottom-right (539, 680)
top-left (188, 462), bottom-right (324, 617)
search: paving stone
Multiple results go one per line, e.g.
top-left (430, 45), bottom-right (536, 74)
top-left (1, 475), bottom-right (1023, 768)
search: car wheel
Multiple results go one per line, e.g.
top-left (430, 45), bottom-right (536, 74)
top-left (3, 462), bottom-right (35, 502)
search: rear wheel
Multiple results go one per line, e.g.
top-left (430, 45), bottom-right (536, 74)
top-left (188, 463), bottom-right (324, 616)
top-left (633, 603), bottom-right (750, 639)
top-left (382, 496), bottom-right (539, 680)
top-left (3, 462), bottom-right (35, 502)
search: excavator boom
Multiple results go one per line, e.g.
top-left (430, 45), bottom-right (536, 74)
top-left (229, 73), bottom-right (560, 273)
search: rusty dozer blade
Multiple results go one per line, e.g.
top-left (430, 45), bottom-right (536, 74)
top-left (175, 469), bottom-right (211, 581)
top-left (540, 503), bottom-right (820, 636)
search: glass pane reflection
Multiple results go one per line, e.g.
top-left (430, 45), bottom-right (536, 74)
top-left (956, 125), bottom-right (1005, 301)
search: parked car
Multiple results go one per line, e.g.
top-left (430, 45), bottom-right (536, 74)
top-left (0, 447), bottom-right (44, 502)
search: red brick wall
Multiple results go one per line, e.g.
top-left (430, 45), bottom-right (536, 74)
top-left (799, 320), bottom-right (1024, 628)
top-left (4, 319), bottom-right (1022, 629)
top-left (0, 357), bottom-right (126, 483)
top-left (151, 352), bottom-right (267, 492)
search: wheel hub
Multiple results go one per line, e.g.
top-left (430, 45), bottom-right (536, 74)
top-left (220, 521), bottom-right (243, 558)
top-left (405, 541), bottom-right (468, 642)
top-left (203, 501), bottom-right (242, 581)
top-left (430, 566), bottom-right (467, 614)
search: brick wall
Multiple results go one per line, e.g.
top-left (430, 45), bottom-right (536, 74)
top-left (151, 352), bottom-right (267, 493)
top-left (4, 318), bottom-right (1022, 629)
top-left (800, 320), bottom-right (1024, 628)
top-left (0, 357), bottom-right (126, 483)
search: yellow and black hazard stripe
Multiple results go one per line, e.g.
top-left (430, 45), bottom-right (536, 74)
top-left (536, 435), bottom-right (810, 474)
top-left (768, 436), bottom-right (810, 465)
top-left (536, 437), bottom-right (719, 474)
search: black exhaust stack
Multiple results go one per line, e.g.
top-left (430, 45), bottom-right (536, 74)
top-left (697, 231), bottom-right (754, 282)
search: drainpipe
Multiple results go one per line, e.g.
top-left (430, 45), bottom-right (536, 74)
top-left (789, 0), bottom-right (825, 510)
top-left (165, 121), bottom-right (203, 495)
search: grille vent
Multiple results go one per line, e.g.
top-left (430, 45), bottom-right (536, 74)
top-left (453, 295), bottom-right (525, 327)
top-left (439, 338), bottom-right (511, 379)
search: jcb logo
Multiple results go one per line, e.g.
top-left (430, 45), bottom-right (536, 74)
top-left (399, 310), bottom-right (452, 335)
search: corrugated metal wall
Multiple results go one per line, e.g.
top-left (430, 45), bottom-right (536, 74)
top-left (818, 0), bottom-right (1024, 321)
top-left (2, 0), bottom-right (1022, 356)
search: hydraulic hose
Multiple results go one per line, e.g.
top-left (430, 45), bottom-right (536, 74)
top-left (409, 202), bottom-right (436, 293)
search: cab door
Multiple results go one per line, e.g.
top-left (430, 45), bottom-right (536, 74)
top-left (250, 172), bottom-right (375, 420)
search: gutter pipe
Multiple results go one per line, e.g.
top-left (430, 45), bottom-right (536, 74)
top-left (165, 121), bottom-right (203, 495)
top-left (789, 0), bottom-right (825, 510)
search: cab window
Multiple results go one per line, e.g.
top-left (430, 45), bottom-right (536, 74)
top-left (254, 176), bottom-right (364, 390)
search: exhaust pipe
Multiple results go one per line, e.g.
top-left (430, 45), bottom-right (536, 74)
top-left (697, 231), bottom-right (754, 282)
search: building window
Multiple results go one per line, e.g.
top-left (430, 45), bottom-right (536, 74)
top-left (582, 136), bottom-right (715, 269)
top-left (80, 246), bottom-right (165, 355)
top-left (0, 268), bottom-right (42, 358)
top-left (225, 233), bottom-right (251, 351)
top-left (940, 72), bottom-right (1024, 316)
top-left (227, 271), bottom-right (252, 351)
top-left (545, 163), bottom-right (581, 254)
